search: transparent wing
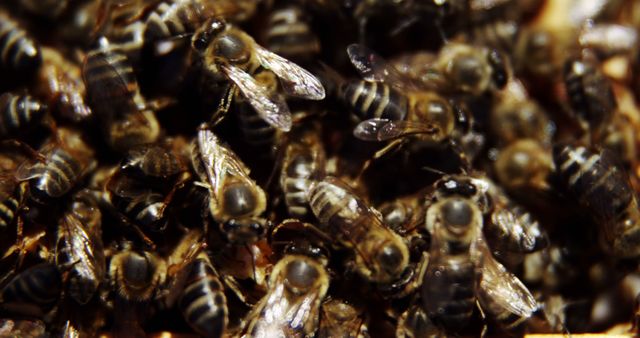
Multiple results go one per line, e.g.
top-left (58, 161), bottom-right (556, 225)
top-left (353, 118), bottom-right (440, 141)
top-left (347, 44), bottom-right (416, 89)
top-left (477, 242), bottom-right (538, 318)
top-left (254, 44), bottom-right (325, 100)
top-left (222, 64), bottom-right (293, 131)
top-left (196, 128), bottom-right (223, 193)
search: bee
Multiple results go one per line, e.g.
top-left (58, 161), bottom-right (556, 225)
top-left (33, 47), bottom-right (92, 123)
top-left (563, 52), bottom-right (617, 143)
top-left (83, 48), bottom-right (160, 152)
top-left (119, 139), bottom-right (191, 185)
top-left (309, 176), bottom-right (409, 283)
top-left (493, 139), bottom-right (553, 193)
top-left (421, 180), bottom-right (540, 332)
top-left (244, 254), bottom-right (329, 337)
top-left (190, 126), bottom-right (268, 244)
top-left (489, 79), bottom-right (554, 147)
top-left (0, 141), bottom-right (35, 228)
top-left (16, 127), bottom-right (96, 205)
top-left (109, 244), bottom-right (167, 302)
top-left (279, 124), bottom-right (326, 219)
top-left (578, 23), bottom-right (638, 60)
top-left (0, 263), bottom-right (62, 317)
top-left (343, 44), bottom-right (482, 162)
top-left (0, 92), bottom-right (49, 139)
top-left (191, 18), bottom-right (325, 131)
top-left (235, 69), bottom-right (280, 150)
top-left (318, 299), bottom-right (370, 338)
top-left (69, 189), bottom-right (103, 233)
top-left (553, 145), bottom-right (640, 258)
top-left (264, 5), bottom-right (320, 62)
top-left (0, 11), bottom-right (41, 76)
top-left (55, 213), bottom-right (106, 305)
top-left (177, 252), bottom-right (227, 338)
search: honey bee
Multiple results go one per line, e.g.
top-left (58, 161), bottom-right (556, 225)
top-left (177, 252), bottom-right (227, 338)
top-left (563, 52), bottom-right (617, 143)
top-left (279, 124), bottom-right (326, 219)
top-left (264, 5), bottom-right (320, 62)
top-left (34, 47), bottom-right (92, 123)
top-left (244, 254), bottom-right (329, 337)
top-left (493, 139), bottom-right (553, 193)
top-left (0, 263), bottom-right (62, 317)
top-left (0, 11), bottom-right (41, 76)
top-left (343, 44), bottom-right (482, 161)
top-left (191, 18), bottom-right (325, 131)
top-left (109, 244), bottom-right (167, 302)
top-left (553, 145), bottom-right (640, 258)
top-left (421, 180), bottom-right (540, 332)
top-left (309, 176), bottom-right (409, 283)
top-left (318, 299), bottom-right (370, 338)
top-left (489, 79), bottom-right (555, 147)
top-left (16, 127), bottom-right (96, 205)
top-left (235, 69), bottom-right (280, 150)
top-left (55, 213), bottom-right (105, 305)
top-left (0, 141), bottom-right (35, 228)
top-left (190, 126), bottom-right (268, 244)
top-left (0, 92), bottom-right (49, 139)
top-left (83, 48), bottom-right (160, 152)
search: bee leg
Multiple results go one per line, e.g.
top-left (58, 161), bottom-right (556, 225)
top-left (477, 300), bottom-right (488, 338)
top-left (115, 212), bottom-right (157, 250)
top-left (633, 293), bottom-right (640, 333)
top-left (356, 138), bottom-right (406, 180)
top-left (209, 83), bottom-right (237, 128)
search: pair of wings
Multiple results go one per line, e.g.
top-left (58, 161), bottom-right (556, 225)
top-left (346, 44), bottom-right (444, 142)
top-left (223, 42), bottom-right (325, 132)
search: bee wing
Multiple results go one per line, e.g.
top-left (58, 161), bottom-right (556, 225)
top-left (15, 161), bottom-right (45, 182)
top-left (222, 64), bottom-right (293, 131)
top-left (477, 242), bottom-right (539, 319)
top-left (254, 45), bottom-right (325, 100)
top-left (347, 44), bottom-right (417, 89)
top-left (354, 118), bottom-right (440, 141)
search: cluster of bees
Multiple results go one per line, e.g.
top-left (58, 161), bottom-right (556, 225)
top-left (1, 0), bottom-right (640, 337)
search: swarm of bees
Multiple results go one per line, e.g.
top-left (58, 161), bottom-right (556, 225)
top-left (1, 0), bottom-right (640, 337)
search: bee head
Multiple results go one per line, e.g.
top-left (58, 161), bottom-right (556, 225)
top-left (192, 18), bottom-right (227, 52)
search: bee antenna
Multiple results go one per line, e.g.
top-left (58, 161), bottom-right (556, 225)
top-left (421, 166), bottom-right (446, 177)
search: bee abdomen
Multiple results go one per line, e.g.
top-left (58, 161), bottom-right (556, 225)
top-left (0, 12), bottom-right (41, 74)
top-left (179, 258), bottom-right (227, 338)
top-left (30, 149), bottom-right (82, 203)
top-left (144, 1), bottom-right (207, 42)
top-left (1, 263), bottom-right (62, 310)
top-left (266, 6), bottom-right (320, 59)
top-left (284, 177), bottom-right (311, 218)
top-left (123, 192), bottom-right (167, 228)
top-left (237, 105), bottom-right (276, 147)
top-left (0, 93), bottom-right (48, 138)
top-left (0, 194), bottom-right (20, 228)
top-left (563, 59), bottom-right (615, 130)
top-left (341, 81), bottom-right (408, 121)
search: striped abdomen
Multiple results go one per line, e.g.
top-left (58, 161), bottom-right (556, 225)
top-left (144, 0), bottom-right (210, 43)
top-left (0, 93), bottom-right (48, 138)
top-left (83, 49), bottom-right (141, 121)
top-left (421, 257), bottom-right (477, 330)
top-left (27, 148), bottom-right (84, 204)
top-left (237, 102), bottom-right (276, 149)
top-left (118, 191), bottom-right (167, 230)
top-left (265, 5), bottom-right (320, 60)
top-left (0, 12), bottom-right (41, 74)
top-left (179, 256), bottom-right (227, 338)
top-left (1, 263), bottom-right (62, 314)
top-left (281, 138), bottom-right (324, 219)
top-left (553, 145), bottom-right (640, 257)
top-left (341, 80), bottom-right (408, 121)
top-left (0, 184), bottom-right (24, 228)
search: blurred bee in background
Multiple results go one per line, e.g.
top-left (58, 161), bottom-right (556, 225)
top-left (243, 254), bottom-right (329, 337)
top-left (309, 176), bottom-right (409, 283)
top-left (0, 10), bottom-right (41, 77)
top-left (493, 139), bottom-right (554, 195)
top-left (0, 92), bottom-right (49, 140)
top-left (553, 145), bottom-right (640, 258)
top-left (16, 127), bottom-right (96, 206)
top-left (34, 47), bottom-right (92, 123)
top-left (55, 213), bottom-right (105, 305)
top-left (279, 123), bottom-right (326, 219)
top-left (83, 48), bottom-right (160, 152)
top-left (191, 17), bottom-right (325, 131)
top-left (264, 4), bottom-right (321, 63)
top-left (421, 175), bottom-right (541, 333)
top-left (342, 44), bottom-right (483, 164)
top-left (0, 263), bottom-right (62, 318)
top-left (318, 298), bottom-right (370, 338)
top-left (190, 126), bottom-right (268, 244)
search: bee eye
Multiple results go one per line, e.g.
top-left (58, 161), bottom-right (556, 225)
top-left (192, 34), bottom-right (210, 52)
